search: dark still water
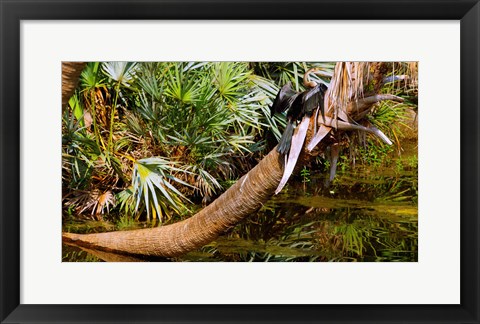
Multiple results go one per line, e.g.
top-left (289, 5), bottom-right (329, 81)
top-left (63, 161), bottom-right (418, 262)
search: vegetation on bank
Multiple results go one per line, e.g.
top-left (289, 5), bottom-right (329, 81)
top-left (62, 62), bottom-right (418, 228)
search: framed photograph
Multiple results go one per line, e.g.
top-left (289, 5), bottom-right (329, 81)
top-left (1, 0), bottom-right (479, 323)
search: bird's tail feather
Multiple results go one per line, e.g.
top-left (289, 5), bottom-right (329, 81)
top-left (275, 117), bottom-right (310, 194)
top-left (277, 122), bottom-right (294, 155)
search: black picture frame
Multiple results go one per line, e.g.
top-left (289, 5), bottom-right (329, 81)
top-left (1, 1), bottom-right (479, 323)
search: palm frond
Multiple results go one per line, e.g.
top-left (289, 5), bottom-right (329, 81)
top-left (164, 64), bottom-right (201, 104)
top-left (102, 62), bottom-right (138, 87)
top-left (325, 62), bottom-right (370, 123)
top-left (132, 157), bottom-right (192, 222)
top-left (81, 62), bottom-right (106, 90)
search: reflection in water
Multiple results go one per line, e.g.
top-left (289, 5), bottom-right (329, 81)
top-left (188, 167), bottom-right (417, 262)
top-left (63, 164), bottom-right (418, 262)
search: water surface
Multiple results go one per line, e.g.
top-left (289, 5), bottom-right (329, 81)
top-left (63, 159), bottom-right (418, 262)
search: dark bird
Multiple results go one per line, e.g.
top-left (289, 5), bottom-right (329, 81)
top-left (270, 68), bottom-right (328, 194)
top-left (271, 68), bottom-right (395, 194)
top-left (270, 80), bottom-right (327, 155)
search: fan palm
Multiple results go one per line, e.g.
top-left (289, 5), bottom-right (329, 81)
top-left (132, 157), bottom-right (192, 222)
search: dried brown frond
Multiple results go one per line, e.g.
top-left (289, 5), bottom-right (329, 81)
top-left (407, 62), bottom-right (418, 88)
top-left (83, 87), bottom-right (111, 128)
top-left (325, 62), bottom-right (372, 123)
top-left (94, 191), bottom-right (116, 216)
top-left (65, 189), bottom-right (116, 220)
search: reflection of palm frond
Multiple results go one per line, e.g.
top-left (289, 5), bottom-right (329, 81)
top-left (335, 223), bottom-right (365, 256)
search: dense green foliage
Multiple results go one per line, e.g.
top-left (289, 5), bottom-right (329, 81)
top-left (62, 61), bottom-right (417, 226)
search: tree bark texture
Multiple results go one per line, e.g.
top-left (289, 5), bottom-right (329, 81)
top-left (62, 62), bottom-right (86, 111)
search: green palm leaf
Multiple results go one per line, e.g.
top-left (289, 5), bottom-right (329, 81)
top-left (132, 157), bottom-right (192, 222)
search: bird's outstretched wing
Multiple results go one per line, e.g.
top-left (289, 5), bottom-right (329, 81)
top-left (302, 83), bottom-right (327, 118)
top-left (270, 82), bottom-right (297, 116)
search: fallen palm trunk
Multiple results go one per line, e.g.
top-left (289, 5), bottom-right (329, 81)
top-left (63, 147), bottom-right (287, 257)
